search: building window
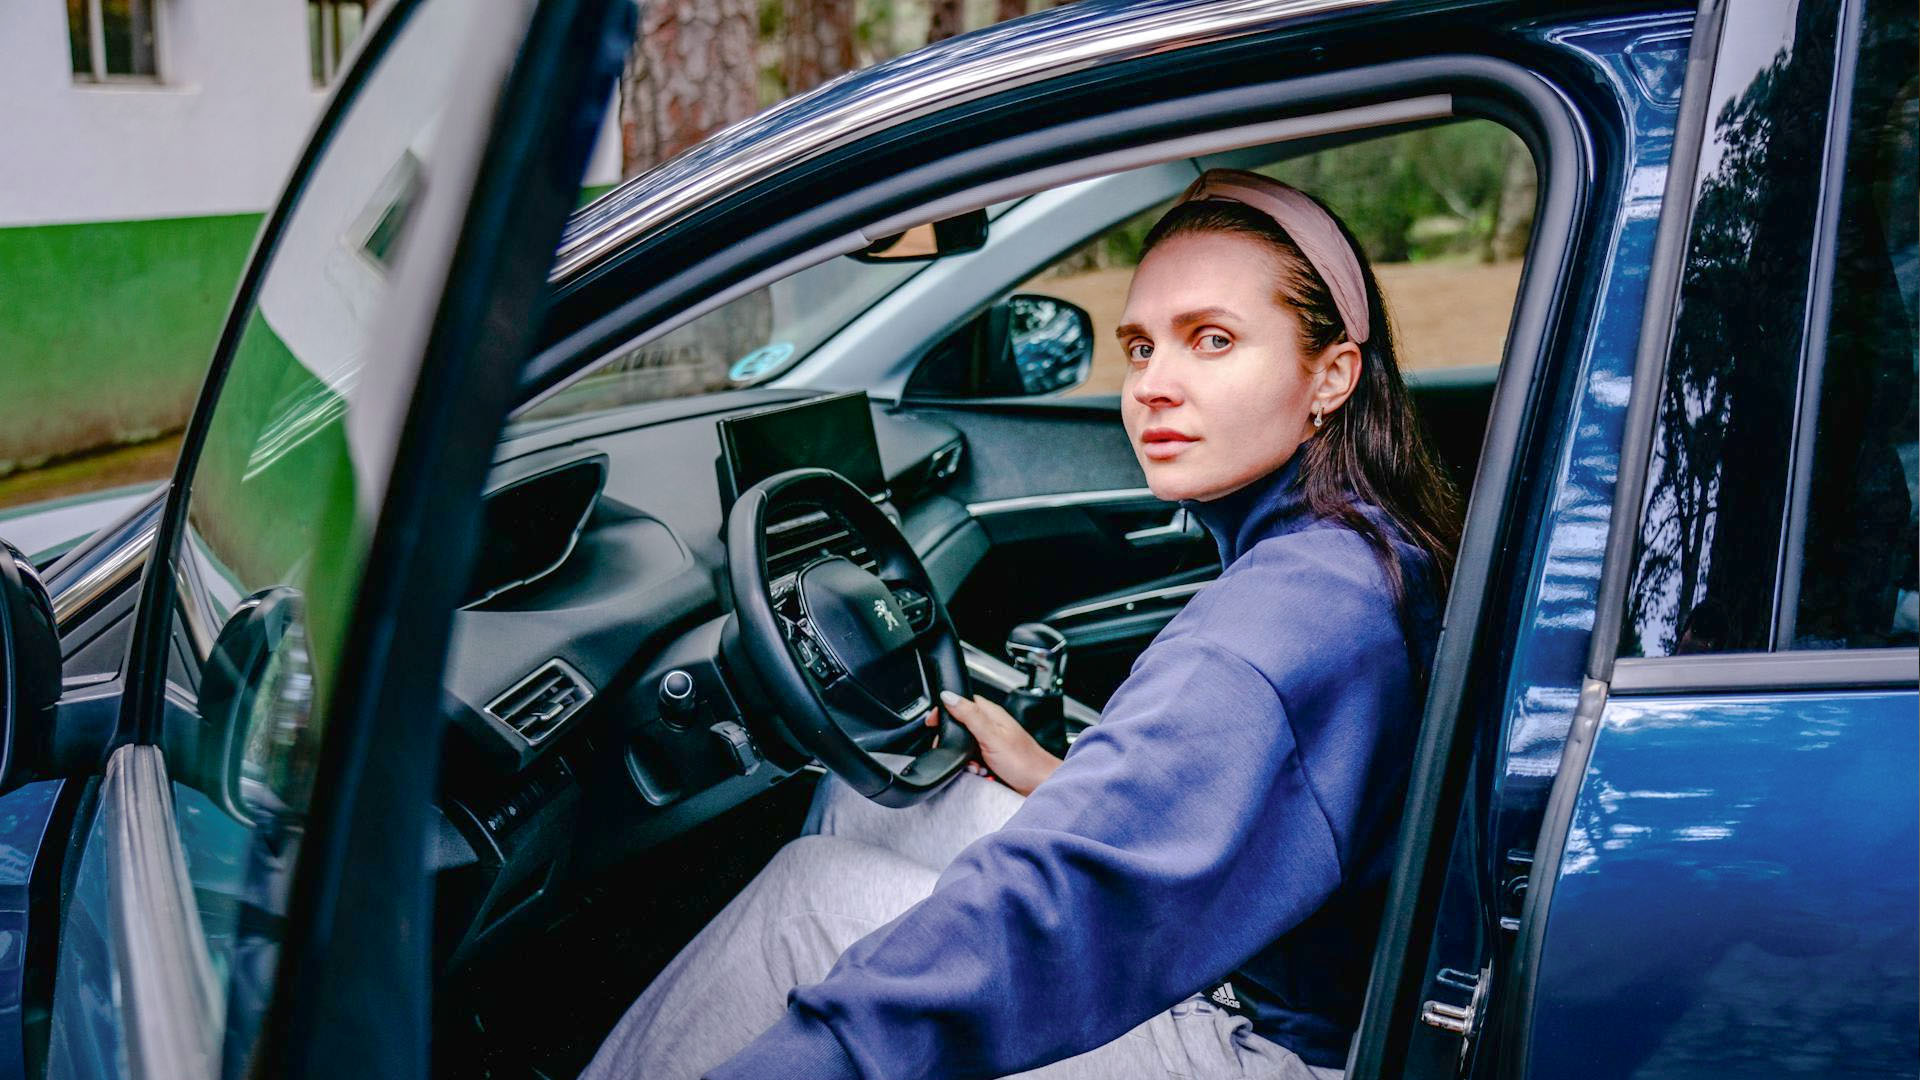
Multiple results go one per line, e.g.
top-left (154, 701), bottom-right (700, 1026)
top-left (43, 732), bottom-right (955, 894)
top-left (66, 0), bottom-right (159, 81)
top-left (310, 0), bottom-right (371, 87)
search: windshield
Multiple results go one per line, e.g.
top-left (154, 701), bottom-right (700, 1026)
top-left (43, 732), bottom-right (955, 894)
top-left (514, 250), bottom-right (924, 425)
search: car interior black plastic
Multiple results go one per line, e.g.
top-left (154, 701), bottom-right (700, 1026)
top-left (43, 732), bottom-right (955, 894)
top-left (464, 448), bottom-right (608, 607)
top-left (716, 390), bottom-right (888, 509)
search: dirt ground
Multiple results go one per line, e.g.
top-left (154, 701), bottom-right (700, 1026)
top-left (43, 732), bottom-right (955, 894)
top-left (0, 434), bottom-right (181, 512)
top-left (1035, 259), bottom-right (1524, 395)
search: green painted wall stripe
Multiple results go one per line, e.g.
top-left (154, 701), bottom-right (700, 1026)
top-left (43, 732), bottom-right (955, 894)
top-left (0, 183), bottom-right (613, 477)
top-left (0, 212), bottom-right (263, 471)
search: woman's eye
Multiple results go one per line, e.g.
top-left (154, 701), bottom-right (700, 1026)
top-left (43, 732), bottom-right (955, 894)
top-left (1198, 333), bottom-right (1232, 352)
top-left (1126, 342), bottom-right (1153, 362)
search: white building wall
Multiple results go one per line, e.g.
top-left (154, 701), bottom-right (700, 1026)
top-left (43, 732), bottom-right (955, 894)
top-left (0, 0), bottom-right (624, 230)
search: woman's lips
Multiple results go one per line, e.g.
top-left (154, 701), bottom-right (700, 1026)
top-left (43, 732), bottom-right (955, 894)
top-left (1139, 428), bottom-right (1198, 461)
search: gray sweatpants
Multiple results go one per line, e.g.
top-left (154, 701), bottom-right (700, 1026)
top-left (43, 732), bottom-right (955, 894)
top-left (581, 761), bottom-right (1342, 1080)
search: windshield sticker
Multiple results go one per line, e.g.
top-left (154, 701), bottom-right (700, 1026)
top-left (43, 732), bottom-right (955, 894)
top-left (729, 343), bottom-right (795, 382)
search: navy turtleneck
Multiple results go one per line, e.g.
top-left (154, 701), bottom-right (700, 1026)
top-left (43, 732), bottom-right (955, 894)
top-left (717, 453), bottom-right (1437, 1080)
top-left (1184, 448), bottom-right (1312, 569)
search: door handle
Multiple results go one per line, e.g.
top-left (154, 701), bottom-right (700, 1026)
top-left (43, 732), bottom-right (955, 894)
top-left (1124, 508), bottom-right (1203, 546)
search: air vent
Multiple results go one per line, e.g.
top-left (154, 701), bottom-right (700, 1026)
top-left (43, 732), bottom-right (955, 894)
top-left (485, 659), bottom-right (594, 745)
top-left (765, 508), bottom-right (878, 590)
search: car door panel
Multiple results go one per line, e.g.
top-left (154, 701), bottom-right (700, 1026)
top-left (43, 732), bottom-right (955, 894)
top-left (23, 1), bottom-right (632, 1078)
top-left (1522, 687), bottom-right (1919, 1078)
top-left (50, 746), bottom-right (222, 1080)
top-left (1493, 4), bottom-right (1920, 1079)
top-left (893, 398), bottom-right (1147, 505)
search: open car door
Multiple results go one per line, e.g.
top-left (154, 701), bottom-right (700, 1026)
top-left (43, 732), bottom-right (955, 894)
top-left (0, 0), bottom-right (629, 1076)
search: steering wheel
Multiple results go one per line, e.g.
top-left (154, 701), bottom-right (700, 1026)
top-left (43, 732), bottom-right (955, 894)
top-left (725, 468), bottom-right (976, 806)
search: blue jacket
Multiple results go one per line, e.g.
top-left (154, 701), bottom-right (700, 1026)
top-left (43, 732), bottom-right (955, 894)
top-left (714, 454), bottom-right (1439, 1079)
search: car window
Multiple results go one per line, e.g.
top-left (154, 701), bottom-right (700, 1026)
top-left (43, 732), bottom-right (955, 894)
top-left (1618, 0), bottom-right (1847, 658)
top-left (44, 1), bottom-right (489, 1075)
top-left (1782, 0), bottom-right (1917, 649)
top-left (1003, 119), bottom-right (1530, 396)
top-left (513, 242), bottom-right (926, 425)
top-left (929, 117), bottom-right (1528, 401)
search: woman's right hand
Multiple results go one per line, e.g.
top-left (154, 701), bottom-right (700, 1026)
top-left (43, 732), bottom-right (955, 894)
top-left (928, 690), bottom-right (1062, 796)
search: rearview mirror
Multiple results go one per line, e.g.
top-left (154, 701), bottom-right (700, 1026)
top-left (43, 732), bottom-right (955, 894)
top-left (0, 538), bottom-right (61, 796)
top-left (852, 208), bottom-right (989, 262)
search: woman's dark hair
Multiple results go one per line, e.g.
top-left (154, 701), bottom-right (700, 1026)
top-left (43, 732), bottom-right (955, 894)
top-left (1140, 197), bottom-right (1463, 627)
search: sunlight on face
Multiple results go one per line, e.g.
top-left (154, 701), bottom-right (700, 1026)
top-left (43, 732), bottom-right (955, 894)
top-left (1116, 232), bottom-right (1321, 503)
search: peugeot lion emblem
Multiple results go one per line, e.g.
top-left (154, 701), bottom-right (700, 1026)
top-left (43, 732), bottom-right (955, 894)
top-left (873, 598), bottom-right (901, 632)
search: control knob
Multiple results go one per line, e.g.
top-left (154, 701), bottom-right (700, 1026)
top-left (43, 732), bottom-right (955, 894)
top-left (658, 669), bottom-right (697, 728)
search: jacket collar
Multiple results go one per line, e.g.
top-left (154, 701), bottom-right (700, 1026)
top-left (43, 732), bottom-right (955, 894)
top-left (1183, 450), bottom-right (1313, 568)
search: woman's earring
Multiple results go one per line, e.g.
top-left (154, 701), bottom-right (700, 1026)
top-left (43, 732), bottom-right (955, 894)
top-left (1311, 402), bottom-right (1325, 429)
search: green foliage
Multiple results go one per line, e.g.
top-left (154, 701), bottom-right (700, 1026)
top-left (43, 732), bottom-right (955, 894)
top-left (1065, 120), bottom-right (1531, 272)
top-left (1264, 122), bottom-right (1523, 262)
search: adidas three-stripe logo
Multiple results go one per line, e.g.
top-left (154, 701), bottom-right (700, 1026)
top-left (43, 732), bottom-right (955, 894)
top-left (1210, 982), bottom-right (1242, 1009)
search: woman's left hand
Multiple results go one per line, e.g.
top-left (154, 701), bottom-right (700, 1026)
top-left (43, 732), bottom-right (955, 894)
top-left (927, 691), bottom-right (1062, 796)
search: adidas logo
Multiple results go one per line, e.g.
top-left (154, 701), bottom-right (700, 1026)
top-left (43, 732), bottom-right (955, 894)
top-left (1210, 982), bottom-right (1242, 1009)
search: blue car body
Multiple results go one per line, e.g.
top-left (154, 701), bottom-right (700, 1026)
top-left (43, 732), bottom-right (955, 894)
top-left (0, 0), bottom-right (1912, 1076)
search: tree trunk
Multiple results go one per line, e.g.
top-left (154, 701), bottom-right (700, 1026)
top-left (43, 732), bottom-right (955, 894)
top-left (995, 0), bottom-right (1028, 22)
top-left (619, 0), bottom-right (759, 177)
top-left (1487, 140), bottom-right (1536, 262)
top-left (927, 0), bottom-right (965, 43)
top-left (782, 0), bottom-right (857, 96)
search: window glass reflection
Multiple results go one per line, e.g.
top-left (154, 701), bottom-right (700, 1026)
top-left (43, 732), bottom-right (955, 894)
top-left (1788, 0), bottom-right (1918, 649)
top-left (1621, 0), bottom-right (1842, 657)
top-left (44, 4), bottom-right (477, 1077)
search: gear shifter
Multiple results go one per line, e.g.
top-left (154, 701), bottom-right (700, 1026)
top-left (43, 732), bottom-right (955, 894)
top-left (1004, 622), bottom-right (1069, 755)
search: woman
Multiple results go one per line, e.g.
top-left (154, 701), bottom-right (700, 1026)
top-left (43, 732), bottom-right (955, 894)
top-left (584, 169), bottom-right (1460, 1080)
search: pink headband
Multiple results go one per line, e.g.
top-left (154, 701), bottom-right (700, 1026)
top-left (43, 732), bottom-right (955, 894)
top-left (1176, 169), bottom-right (1371, 345)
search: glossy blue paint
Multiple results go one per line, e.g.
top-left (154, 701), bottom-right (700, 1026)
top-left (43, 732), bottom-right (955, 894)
top-left (1486, 11), bottom-right (1690, 902)
top-left (1528, 689), bottom-right (1920, 1076)
top-left (44, 792), bottom-right (118, 1080)
top-left (0, 781), bottom-right (60, 1079)
top-left (171, 783), bottom-right (251, 986)
top-left (1409, 18), bottom-right (1692, 1061)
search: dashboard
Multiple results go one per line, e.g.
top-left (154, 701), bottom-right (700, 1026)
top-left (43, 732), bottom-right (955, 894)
top-left (429, 389), bottom-right (983, 968)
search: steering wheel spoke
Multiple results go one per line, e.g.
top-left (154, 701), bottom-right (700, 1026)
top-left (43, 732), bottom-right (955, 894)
top-left (781, 614), bottom-right (846, 685)
top-left (890, 583), bottom-right (943, 642)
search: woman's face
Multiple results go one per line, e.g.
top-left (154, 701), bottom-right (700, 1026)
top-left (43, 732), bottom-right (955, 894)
top-left (1117, 230), bottom-right (1332, 503)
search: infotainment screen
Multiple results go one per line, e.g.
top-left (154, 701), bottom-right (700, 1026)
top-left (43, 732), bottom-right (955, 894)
top-left (717, 391), bottom-right (887, 508)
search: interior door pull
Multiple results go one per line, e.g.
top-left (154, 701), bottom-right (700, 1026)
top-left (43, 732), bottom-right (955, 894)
top-left (1124, 508), bottom-right (1202, 546)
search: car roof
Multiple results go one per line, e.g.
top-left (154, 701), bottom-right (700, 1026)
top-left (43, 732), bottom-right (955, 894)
top-left (550, 0), bottom-right (1398, 283)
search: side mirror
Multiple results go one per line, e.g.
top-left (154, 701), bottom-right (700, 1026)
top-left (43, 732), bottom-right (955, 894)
top-left (852, 209), bottom-right (989, 262)
top-left (0, 539), bottom-right (61, 796)
top-left (180, 586), bottom-right (308, 823)
top-left (906, 293), bottom-right (1096, 399)
top-left (1004, 294), bottom-right (1095, 395)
